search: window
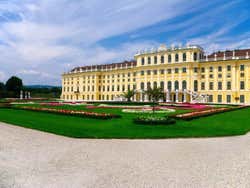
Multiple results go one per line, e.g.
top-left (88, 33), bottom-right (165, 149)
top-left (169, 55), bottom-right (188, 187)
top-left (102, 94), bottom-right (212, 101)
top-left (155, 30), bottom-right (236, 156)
top-left (160, 69), bottom-right (164, 74)
top-left (218, 82), bottom-right (222, 90)
top-left (240, 95), bottom-right (245, 103)
top-left (218, 74), bottom-right (222, 78)
top-left (161, 56), bottom-right (164, 64)
top-left (182, 81), bottom-right (187, 90)
top-left (218, 66), bottom-right (222, 72)
top-left (201, 82), bottom-right (205, 90)
top-left (153, 81), bottom-right (157, 88)
top-left (148, 57), bottom-right (151, 64)
top-left (201, 67), bottom-right (205, 73)
top-left (194, 52), bottom-right (197, 61)
top-left (147, 70), bottom-right (151, 75)
top-left (153, 70), bottom-right (157, 75)
top-left (141, 57), bottom-right (145, 65)
top-left (168, 81), bottom-right (172, 91)
top-left (175, 68), bottom-right (179, 73)
top-left (240, 65), bottom-right (244, 71)
top-left (174, 81), bottom-right (179, 90)
top-left (167, 69), bottom-right (172, 74)
top-left (227, 81), bottom-right (231, 90)
top-left (154, 56), bottom-right (157, 64)
top-left (240, 81), bottom-right (245, 90)
top-left (227, 65), bottom-right (231, 71)
top-left (183, 53), bottom-right (186, 62)
top-left (141, 71), bottom-right (144, 76)
top-left (147, 82), bottom-right (151, 89)
top-left (160, 81), bottom-right (164, 90)
top-left (175, 54), bottom-right (179, 62)
top-left (209, 74), bottom-right (213, 79)
top-left (194, 67), bottom-right (198, 73)
top-left (168, 55), bottom-right (172, 63)
top-left (182, 67), bottom-right (187, 73)
top-left (217, 95), bottom-right (222, 103)
top-left (240, 73), bottom-right (245, 77)
top-left (194, 80), bottom-right (198, 91)
top-left (208, 95), bottom-right (213, 102)
top-left (209, 82), bottom-right (213, 90)
top-left (227, 95), bottom-right (231, 103)
top-left (209, 67), bottom-right (213, 72)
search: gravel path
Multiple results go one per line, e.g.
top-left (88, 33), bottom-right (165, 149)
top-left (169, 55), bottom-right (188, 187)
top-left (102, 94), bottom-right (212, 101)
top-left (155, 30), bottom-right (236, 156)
top-left (0, 122), bottom-right (250, 188)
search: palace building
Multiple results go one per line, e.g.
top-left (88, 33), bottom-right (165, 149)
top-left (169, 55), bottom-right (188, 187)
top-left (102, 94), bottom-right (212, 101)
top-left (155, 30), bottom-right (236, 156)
top-left (61, 44), bottom-right (250, 104)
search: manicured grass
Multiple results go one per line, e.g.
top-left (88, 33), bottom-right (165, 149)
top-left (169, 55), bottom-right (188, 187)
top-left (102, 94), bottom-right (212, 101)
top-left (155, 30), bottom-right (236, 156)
top-left (0, 107), bottom-right (250, 138)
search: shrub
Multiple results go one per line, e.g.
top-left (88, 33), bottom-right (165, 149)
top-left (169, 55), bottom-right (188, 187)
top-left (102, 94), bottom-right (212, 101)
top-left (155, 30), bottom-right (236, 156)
top-left (0, 102), bottom-right (12, 108)
top-left (134, 116), bottom-right (176, 125)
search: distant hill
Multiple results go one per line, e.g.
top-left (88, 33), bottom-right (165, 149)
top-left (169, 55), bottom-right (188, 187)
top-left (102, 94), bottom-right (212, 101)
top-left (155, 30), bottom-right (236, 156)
top-left (25, 85), bottom-right (61, 89)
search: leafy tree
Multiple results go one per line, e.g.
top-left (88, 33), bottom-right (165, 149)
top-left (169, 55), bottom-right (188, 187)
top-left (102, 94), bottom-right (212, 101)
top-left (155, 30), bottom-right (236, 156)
top-left (5, 76), bottom-right (23, 98)
top-left (0, 82), bottom-right (5, 98)
top-left (121, 89), bottom-right (137, 102)
top-left (144, 87), bottom-right (164, 113)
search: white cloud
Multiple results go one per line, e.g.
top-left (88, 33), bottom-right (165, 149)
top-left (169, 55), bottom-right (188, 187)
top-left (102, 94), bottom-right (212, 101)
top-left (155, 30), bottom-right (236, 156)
top-left (0, 71), bottom-right (6, 82)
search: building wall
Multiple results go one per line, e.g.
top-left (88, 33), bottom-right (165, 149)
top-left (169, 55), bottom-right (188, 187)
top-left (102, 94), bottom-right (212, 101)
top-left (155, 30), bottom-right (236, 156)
top-left (61, 46), bottom-right (250, 104)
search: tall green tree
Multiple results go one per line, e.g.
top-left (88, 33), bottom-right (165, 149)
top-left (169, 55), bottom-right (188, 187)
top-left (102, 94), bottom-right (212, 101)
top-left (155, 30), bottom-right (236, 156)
top-left (5, 76), bottom-right (23, 98)
top-left (0, 82), bottom-right (5, 98)
top-left (144, 87), bottom-right (164, 113)
top-left (121, 89), bottom-right (137, 102)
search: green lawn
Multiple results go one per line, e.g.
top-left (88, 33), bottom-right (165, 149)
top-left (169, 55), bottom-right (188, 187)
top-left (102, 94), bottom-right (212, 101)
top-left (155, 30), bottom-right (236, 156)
top-left (0, 106), bottom-right (250, 138)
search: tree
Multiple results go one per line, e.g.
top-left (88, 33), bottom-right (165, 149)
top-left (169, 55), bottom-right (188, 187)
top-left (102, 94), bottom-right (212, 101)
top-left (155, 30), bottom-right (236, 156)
top-left (144, 87), bottom-right (164, 113)
top-left (121, 89), bottom-right (137, 102)
top-left (0, 82), bottom-right (6, 98)
top-left (5, 76), bottom-right (23, 98)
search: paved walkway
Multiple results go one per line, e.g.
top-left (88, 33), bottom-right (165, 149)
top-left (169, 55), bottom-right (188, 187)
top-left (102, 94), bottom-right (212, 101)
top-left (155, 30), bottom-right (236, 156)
top-left (0, 122), bottom-right (250, 188)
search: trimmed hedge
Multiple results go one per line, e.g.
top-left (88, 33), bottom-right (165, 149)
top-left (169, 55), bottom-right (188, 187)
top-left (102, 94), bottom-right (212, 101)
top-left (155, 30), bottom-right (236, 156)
top-left (0, 102), bottom-right (11, 108)
top-left (134, 116), bottom-right (176, 125)
top-left (88, 101), bottom-right (157, 106)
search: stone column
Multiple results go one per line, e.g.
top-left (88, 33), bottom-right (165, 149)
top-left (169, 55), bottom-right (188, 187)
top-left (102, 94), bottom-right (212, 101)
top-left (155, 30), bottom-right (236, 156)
top-left (175, 89), bottom-right (179, 103)
top-left (20, 90), bottom-right (23, 100)
top-left (25, 91), bottom-right (28, 99)
top-left (28, 92), bottom-right (31, 99)
top-left (140, 92), bottom-right (143, 102)
top-left (183, 89), bottom-right (187, 103)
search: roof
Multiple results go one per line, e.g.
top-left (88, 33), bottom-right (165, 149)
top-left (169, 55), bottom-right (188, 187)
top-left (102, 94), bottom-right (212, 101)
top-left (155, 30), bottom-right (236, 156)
top-left (207, 49), bottom-right (250, 58)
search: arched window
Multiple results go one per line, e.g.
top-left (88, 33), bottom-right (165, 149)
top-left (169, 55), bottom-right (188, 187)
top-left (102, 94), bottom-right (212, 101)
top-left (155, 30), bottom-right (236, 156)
top-left (194, 52), bottom-right (197, 61)
top-left (147, 82), bottom-right (151, 89)
top-left (175, 54), bottom-right (179, 62)
top-left (154, 56), bottom-right (157, 64)
top-left (174, 81), bottom-right (179, 90)
top-left (182, 80), bottom-right (187, 90)
top-left (183, 53), bottom-right (186, 62)
top-left (148, 57), bottom-right (151, 64)
top-left (153, 81), bottom-right (157, 88)
top-left (168, 55), bottom-right (172, 63)
top-left (161, 56), bottom-right (164, 64)
top-left (141, 57), bottom-right (145, 65)
top-left (160, 81), bottom-right (164, 90)
top-left (140, 82), bottom-right (144, 90)
top-left (167, 81), bottom-right (172, 91)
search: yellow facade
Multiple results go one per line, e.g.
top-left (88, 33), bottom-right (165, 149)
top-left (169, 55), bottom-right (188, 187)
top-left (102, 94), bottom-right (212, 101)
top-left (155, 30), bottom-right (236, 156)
top-left (61, 45), bottom-right (250, 104)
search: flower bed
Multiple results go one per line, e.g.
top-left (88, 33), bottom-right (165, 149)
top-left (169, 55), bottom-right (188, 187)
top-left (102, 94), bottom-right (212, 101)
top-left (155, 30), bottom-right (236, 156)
top-left (173, 106), bottom-right (247, 120)
top-left (13, 106), bottom-right (121, 119)
top-left (134, 116), bottom-right (176, 125)
top-left (122, 108), bottom-right (175, 113)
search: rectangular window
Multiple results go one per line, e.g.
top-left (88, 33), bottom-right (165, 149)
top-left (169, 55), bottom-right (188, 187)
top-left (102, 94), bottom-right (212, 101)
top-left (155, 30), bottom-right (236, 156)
top-left (218, 74), bottom-right (222, 78)
top-left (227, 81), bottom-right (231, 90)
top-left (226, 95), bottom-right (231, 103)
top-left (167, 69), bottom-right (172, 74)
top-left (147, 70), bottom-right (151, 75)
top-left (141, 71), bottom-right (144, 76)
top-left (218, 66), bottom-right (222, 72)
top-left (240, 65), bottom-right (244, 71)
top-left (153, 70), bottom-right (157, 75)
top-left (240, 81), bottom-right (245, 90)
top-left (201, 67), bottom-right (205, 73)
top-left (218, 82), bottom-right (222, 90)
top-left (227, 65), bottom-right (231, 71)
top-left (194, 67), bottom-right (198, 73)
top-left (160, 69), bottom-right (164, 74)
top-left (209, 67), bottom-right (213, 72)
top-left (209, 82), bottom-right (214, 90)
top-left (240, 95), bottom-right (245, 103)
top-left (209, 95), bottom-right (213, 102)
top-left (182, 67), bottom-right (187, 73)
top-left (175, 68), bottom-right (179, 73)
top-left (217, 95), bottom-right (222, 103)
top-left (201, 82), bottom-right (205, 90)
top-left (209, 74), bottom-right (213, 78)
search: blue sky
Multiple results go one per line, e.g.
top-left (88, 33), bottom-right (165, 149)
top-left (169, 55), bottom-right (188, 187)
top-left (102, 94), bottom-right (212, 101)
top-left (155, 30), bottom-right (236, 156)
top-left (0, 0), bottom-right (249, 85)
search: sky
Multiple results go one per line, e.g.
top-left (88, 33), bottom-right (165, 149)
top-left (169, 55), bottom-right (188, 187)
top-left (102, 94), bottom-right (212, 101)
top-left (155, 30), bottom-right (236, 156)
top-left (0, 0), bottom-right (249, 86)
